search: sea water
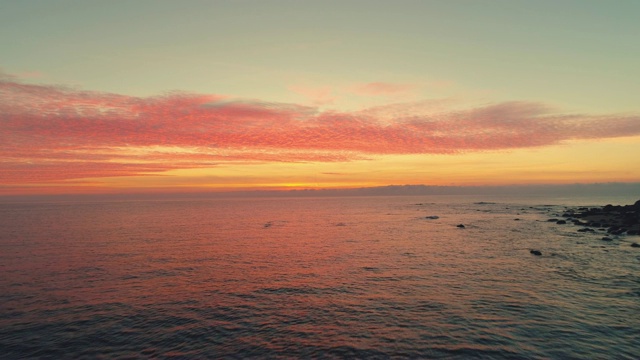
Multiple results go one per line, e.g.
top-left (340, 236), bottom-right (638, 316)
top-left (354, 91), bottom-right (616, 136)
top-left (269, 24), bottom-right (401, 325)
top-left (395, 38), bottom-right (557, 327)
top-left (1, 195), bottom-right (639, 359)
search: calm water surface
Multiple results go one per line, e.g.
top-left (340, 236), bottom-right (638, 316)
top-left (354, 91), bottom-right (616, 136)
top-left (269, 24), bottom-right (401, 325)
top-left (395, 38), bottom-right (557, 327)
top-left (1, 195), bottom-right (639, 359)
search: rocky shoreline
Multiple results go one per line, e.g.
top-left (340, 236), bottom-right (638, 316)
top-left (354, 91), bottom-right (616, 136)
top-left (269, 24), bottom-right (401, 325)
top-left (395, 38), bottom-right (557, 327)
top-left (557, 199), bottom-right (640, 236)
top-left (535, 199), bottom-right (640, 253)
top-left (528, 199), bottom-right (640, 255)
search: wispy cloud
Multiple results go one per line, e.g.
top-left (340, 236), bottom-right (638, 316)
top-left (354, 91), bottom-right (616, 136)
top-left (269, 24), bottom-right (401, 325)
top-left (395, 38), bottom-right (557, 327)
top-left (350, 82), bottom-right (416, 96)
top-left (288, 85), bottom-right (336, 105)
top-left (2, 77), bottom-right (639, 184)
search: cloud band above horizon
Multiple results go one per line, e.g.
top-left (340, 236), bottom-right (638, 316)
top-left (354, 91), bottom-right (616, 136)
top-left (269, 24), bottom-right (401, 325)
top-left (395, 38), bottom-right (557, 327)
top-left (2, 77), bottom-right (640, 184)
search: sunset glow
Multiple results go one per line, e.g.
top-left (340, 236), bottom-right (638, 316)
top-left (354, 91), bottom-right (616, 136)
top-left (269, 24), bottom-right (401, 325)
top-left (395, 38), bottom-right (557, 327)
top-left (1, 1), bottom-right (639, 195)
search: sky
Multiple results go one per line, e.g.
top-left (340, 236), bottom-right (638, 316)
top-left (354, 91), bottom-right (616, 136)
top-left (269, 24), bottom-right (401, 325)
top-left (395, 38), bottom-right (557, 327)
top-left (1, 0), bottom-right (640, 195)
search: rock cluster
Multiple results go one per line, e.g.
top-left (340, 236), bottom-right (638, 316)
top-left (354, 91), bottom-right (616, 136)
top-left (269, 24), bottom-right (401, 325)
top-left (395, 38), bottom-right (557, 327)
top-left (560, 199), bottom-right (640, 236)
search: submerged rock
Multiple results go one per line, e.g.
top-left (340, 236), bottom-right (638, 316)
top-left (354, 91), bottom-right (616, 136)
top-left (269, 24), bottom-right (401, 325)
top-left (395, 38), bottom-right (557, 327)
top-left (425, 216), bottom-right (440, 220)
top-left (631, 243), bottom-right (640, 248)
top-left (608, 227), bottom-right (626, 235)
top-left (456, 224), bottom-right (465, 228)
top-left (530, 249), bottom-right (542, 256)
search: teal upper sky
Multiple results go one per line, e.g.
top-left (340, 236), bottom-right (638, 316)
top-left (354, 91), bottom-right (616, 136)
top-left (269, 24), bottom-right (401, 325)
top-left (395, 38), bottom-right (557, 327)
top-left (1, 0), bottom-right (639, 112)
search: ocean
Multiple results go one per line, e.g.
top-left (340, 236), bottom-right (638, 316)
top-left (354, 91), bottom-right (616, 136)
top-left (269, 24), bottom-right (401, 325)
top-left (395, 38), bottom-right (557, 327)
top-left (1, 195), bottom-right (639, 359)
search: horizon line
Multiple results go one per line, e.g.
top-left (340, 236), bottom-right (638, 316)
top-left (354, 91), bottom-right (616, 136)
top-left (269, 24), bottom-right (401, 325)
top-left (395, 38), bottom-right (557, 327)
top-left (2, 182), bottom-right (640, 202)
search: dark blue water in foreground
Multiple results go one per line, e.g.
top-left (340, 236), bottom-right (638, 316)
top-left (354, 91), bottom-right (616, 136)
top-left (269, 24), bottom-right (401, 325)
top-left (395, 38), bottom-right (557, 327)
top-left (1, 195), bottom-right (639, 359)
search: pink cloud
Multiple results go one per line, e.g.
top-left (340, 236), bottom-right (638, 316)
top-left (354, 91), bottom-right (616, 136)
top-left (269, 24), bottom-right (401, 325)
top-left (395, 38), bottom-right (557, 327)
top-left (1, 77), bottom-right (640, 184)
top-left (288, 85), bottom-right (336, 105)
top-left (351, 82), bottom-right (416, 96)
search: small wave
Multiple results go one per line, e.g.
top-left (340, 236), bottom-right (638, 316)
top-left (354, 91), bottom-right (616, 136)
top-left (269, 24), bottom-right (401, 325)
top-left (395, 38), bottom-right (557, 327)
top-left (362, 266), bottom-right (382, 272)
top-left (255, 286), bottom-right (352, 296)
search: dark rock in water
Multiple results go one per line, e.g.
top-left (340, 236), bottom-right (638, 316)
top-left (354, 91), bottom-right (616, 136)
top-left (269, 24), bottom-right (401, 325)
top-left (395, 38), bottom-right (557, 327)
top-left (556, 220), bottom-right (566, 225)
top-left (456, 224), bottom-right (465, 228)
top-left (530, 249), bottom-right (542, 256)
top-left (425, 216), bottom-right (440, 219)
top-left (514, 218), bottom-right (520, 221)
top-left (627, 230), bottom-right (640, 235)
top-left (608, 227), bottom-right (626, 235)
top-left (547, 218), bottom-right (559, 222)
top-left (577, 228), bottom-right (595, 233)
top-left (631, 243), bottom-right (640, 248)
top-left (264, 222), bottom-right (272, 228)
top-left (601, 237), bottom-right (613, 242)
